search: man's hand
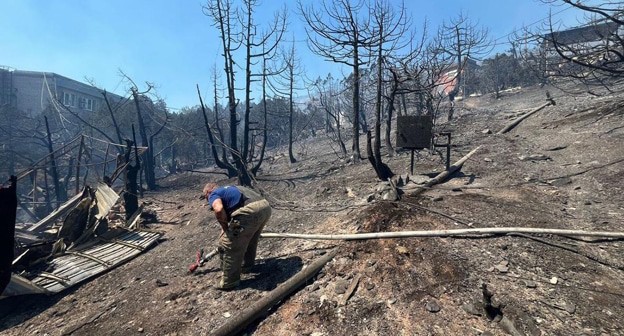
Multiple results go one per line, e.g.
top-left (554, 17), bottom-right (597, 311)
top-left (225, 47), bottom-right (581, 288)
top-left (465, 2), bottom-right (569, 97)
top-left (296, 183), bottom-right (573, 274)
top-left (219, 221), bottom-right (228, 233)
top-left (211, 198), bottom-right (229, 232)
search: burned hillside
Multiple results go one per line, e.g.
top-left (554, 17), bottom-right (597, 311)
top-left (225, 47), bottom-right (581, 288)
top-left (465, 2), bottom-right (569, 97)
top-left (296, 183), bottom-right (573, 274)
top-left (2, 1), bottom-right (624, 335)
top-left (1, 81), bottom-right (623, 335)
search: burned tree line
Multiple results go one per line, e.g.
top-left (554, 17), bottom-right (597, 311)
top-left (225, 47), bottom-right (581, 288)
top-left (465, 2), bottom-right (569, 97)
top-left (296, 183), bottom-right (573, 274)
top-left (2, 0), bottom-right (622, 197)
top-left (304, 0), bottom-right (624, 180)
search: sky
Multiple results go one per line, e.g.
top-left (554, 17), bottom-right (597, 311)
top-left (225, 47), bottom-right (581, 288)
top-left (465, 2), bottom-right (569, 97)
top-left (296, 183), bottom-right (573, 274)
top-left (0, 0), bottom-right (590, 111)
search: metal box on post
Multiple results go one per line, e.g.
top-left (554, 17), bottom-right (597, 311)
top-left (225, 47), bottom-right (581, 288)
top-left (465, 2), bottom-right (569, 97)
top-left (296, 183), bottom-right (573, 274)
top-left (396, 115), bottom-right (433, 149)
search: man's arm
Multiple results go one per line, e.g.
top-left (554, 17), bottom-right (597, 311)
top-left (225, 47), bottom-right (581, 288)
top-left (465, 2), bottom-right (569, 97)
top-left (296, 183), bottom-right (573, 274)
top-left (211, 198), bottom-right (229, 232)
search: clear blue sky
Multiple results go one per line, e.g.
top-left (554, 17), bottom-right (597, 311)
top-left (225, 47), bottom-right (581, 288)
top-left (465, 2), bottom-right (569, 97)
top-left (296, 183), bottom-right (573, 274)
top-left (0, 0), bottom-right (587, 111)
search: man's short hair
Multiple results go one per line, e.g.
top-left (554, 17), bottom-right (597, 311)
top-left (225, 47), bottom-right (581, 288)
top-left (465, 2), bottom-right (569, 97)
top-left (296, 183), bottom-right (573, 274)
top-left (203, 182), bottom-right (218, 197)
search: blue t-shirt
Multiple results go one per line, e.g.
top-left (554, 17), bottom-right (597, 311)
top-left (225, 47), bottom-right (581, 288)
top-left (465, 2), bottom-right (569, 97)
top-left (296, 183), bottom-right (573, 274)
top-left (208, 186), bottom-right (242, 213)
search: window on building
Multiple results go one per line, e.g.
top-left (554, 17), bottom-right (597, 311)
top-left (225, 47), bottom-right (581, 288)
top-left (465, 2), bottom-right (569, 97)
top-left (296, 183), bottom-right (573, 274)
top-left (64, 93), bottom-right (76, 107)
top-left (63, 92), bottom-right (71, 106)
top-left (86, 98), bottom-right (93, 111)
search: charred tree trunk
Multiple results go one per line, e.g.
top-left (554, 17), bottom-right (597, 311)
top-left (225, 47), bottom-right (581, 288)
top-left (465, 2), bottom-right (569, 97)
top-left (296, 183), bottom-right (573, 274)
top-left (30, 170), bottom-right (38, 213)
top-left (325, 105), bottom-right (332, 133)
top-left (103, 144), bottom-right (111, 180)
top-left (219, 14), bottom-right (250, 186)
top-left (135, 131), bottom-right (144, 198)
top-left (300, 0), bottom-right (370, 160)
top-left (327, 94), bottom-right (347, 158)
top-left (75, 136), bottom-right (85, 194)
top-left (288, 65), bottom-right (297, 164)
top-left (446, 27), bottom-right (463, 122)
top-left (124, 166), bottom-right (140, 220)
top-left (197, 85), bottom-right (237, 177)
top-left (0, 176), bottom-right (17, 294)
top-left (147, 114), bottom-right (167, 181)
top-left (102, 91), bottom-right (124, 153)
top-left (170, 145), bottom-right (177, 174)
top-left (212, 74), bottom-right (227, 161)
top-left (123, 135), bottom-right (140, 221)
top-left (374, 31), bottom-right (383, 163)
top-left (43, 168), bottom-right (52, 212)
top-left (251, 61), bottom-right (270, 176)
top-left (242, 1), bottom-right (253, 164)
top-left (44, 116), bottom-right (67, 205)
top-left (352, 51), bottom-right (362, 161)
top-left (63, 157), bottom-right (74, 194)
top-left (131, 88), bottom-right (156, 190)
top-left (366, 131), bottom-right (377, 175)
top-left (210, 0), bottom-right (247, 184)
top-left (248, 131), bottom-right (256, 163)
top-left (384, 81), bottom-right (397, 156)
top-left (366, 131), bottom-right (394, 181)
top-left (336, 116), bottom-right (348, 159)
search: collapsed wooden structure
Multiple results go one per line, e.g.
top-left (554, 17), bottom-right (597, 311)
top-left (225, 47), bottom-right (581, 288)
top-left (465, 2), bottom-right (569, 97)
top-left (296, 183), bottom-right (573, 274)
top-left (6, 229), bottom-right (161, 296)
top-left (2, 180), bottom-right (161, 298)
top-left (1, 137), bottom-right (159, 299)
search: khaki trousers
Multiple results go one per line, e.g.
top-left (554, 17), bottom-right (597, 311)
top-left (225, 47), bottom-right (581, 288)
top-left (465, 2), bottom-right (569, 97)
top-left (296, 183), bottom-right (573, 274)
top-left (218, 199), bottom-right (271, 287)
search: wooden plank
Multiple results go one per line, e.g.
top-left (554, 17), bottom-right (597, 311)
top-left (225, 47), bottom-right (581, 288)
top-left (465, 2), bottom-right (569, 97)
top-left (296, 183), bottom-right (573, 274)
top-left (53, 246), bottom-right (125, 280)
top-left (26, 228), bottom-right (162, 294)
top-left (66, 252), bottom-right (112, 267)
top-left (339, 274), bottom-right (362, 306)
top-left (27, 190), bottom-right (85, 232)
top-left (54, 262), bottom-right (106, 282)
top-left (36, 272), bottom-right (71, 287)
top-left (43, 252), bottom-right (102, 276)
top-left (91, 246), bottom-right (131, 264)
top-left (99, 238), bottom-right (145, 251)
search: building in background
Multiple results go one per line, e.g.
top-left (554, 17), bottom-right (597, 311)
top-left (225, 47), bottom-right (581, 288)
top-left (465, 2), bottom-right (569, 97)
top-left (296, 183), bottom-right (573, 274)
top-left (542, 19), bottom-right (622, 76)
top-left (436, 58), bottom-right (480, 98)
top-left (0, 67), bottom-right (123, 116)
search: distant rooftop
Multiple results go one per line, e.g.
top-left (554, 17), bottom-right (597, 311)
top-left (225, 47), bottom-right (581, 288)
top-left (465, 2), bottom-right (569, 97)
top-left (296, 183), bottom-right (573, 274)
top-left (544, 20), bottom-right (620, 45)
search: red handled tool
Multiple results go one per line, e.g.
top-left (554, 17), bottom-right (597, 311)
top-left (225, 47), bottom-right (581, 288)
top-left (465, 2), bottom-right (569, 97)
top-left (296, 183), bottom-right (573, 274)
top-left (188, 248), bottom-right (219, 273)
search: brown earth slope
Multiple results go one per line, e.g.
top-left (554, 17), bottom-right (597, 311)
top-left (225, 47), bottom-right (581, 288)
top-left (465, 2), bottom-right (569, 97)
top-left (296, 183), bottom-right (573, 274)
top-left (1, 84), bottom-right (624, 336)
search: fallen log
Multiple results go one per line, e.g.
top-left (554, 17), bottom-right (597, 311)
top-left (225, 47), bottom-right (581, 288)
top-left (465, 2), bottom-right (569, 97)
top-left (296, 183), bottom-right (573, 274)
top-left (404, 146), bottom-right (481, 196)
top-left (210, 249), bottom-right (338, 336)
top-left (497, 99), bottom-right (554, 134)
top-left (260, 227), bottom-right (624, 240)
